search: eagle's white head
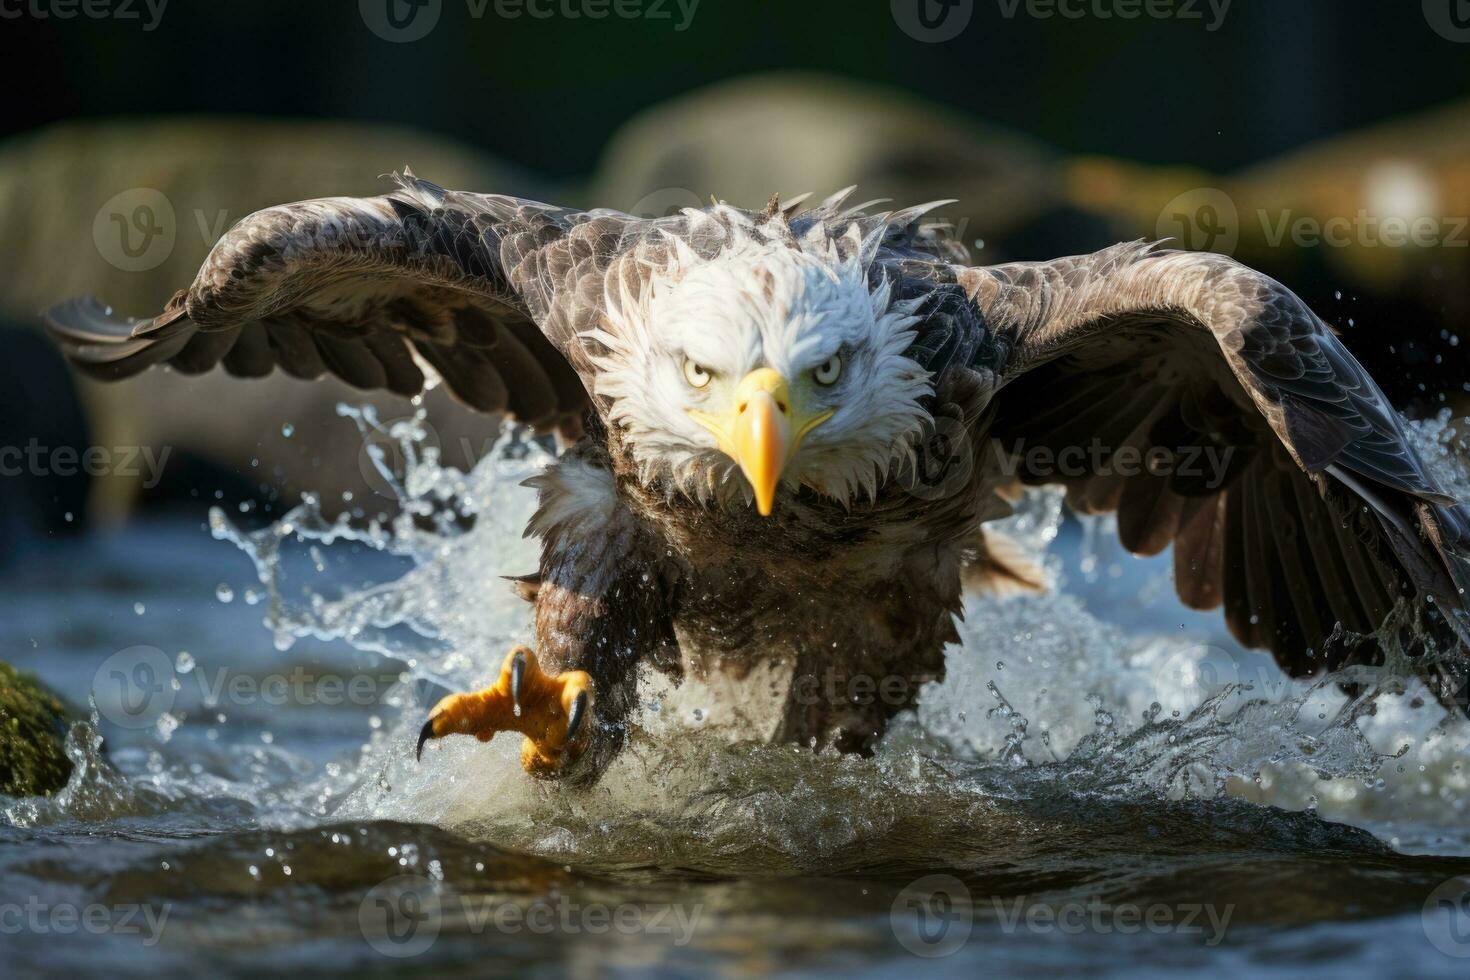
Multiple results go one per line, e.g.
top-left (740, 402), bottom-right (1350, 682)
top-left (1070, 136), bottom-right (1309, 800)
top-left (585, 206), bottom-right (934, 513)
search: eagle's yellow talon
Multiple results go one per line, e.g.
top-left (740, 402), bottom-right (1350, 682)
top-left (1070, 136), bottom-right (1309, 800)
top-left (415, 646), bottom-right (592, 778)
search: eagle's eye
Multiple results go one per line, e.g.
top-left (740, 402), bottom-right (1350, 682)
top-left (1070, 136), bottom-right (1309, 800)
top-left (812, 353), bottom-right (842, 386)
top-left (683, 358), bottom-right (713, 389)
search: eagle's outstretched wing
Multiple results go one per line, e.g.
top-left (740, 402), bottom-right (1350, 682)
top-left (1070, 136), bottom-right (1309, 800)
top-left (44, 172), bottom-right (625, 433)
top-left (955, 241), bottom-right (1470, 701)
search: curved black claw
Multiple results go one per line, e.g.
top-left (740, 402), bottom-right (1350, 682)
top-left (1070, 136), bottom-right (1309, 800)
top-left (566, 691), bottom-right (588, 742)
top-left (511, 648), bottom-right (526, 718)
top-left (416, 717), bottom-right (435, 761)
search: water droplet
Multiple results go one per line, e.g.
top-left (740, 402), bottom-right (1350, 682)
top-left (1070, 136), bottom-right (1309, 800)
top-left (155, 713), bottom-right (179, 741)
top-left (216, 583), bottom-right (234, 603)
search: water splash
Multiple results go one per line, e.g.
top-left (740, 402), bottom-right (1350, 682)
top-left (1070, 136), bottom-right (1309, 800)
top-left (18, 405), bottom-right (1470, 864)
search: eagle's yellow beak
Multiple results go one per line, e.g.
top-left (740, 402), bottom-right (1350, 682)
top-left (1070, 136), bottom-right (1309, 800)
top-left (690, 368), bottom-right (833, 516)
top-left (731, 370), bottom-right (790, 516)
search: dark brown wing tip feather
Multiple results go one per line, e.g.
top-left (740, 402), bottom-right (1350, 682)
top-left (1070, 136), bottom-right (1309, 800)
top-left (131, 295), bottom-right (190, 337)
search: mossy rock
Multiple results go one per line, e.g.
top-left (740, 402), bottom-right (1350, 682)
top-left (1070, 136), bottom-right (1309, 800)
top-left (0, 661), bottom-right (72, 797)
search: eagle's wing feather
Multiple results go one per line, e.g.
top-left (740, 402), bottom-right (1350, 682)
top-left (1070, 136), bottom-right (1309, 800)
top-left (45, 173), bottom-right (604, 431)
top-left (954, 241), bottom-right (1470, 700)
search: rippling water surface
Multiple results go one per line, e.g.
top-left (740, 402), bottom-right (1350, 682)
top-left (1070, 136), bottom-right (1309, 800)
top-left (4, 407), bottom-right (1470, 977)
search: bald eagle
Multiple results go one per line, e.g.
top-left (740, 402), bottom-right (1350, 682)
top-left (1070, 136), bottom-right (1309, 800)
top-left (47, 174), bottom-right (1470, 783)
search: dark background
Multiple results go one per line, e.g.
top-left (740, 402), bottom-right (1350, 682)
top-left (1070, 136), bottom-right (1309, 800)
top-left (2, 0), bottom-right (1465, 177)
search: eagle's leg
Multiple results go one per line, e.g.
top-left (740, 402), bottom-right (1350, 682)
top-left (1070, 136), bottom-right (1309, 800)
top-left (416, 646), bottom-right (593, 778)
top-left (414, 451), bottom-right (673, 784)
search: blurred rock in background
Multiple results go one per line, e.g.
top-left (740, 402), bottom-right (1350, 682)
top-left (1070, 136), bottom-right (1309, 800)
top-left (0, 662), bottom-right (73, 798)
top-left (588, 71), bottom-right (1067, 264)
